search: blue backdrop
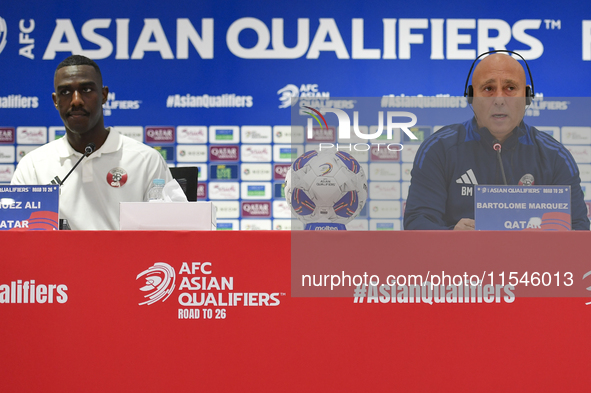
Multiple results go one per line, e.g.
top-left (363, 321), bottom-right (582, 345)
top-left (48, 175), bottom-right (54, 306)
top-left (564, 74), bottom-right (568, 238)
top-left (1, 0), bottom-right (590, 229)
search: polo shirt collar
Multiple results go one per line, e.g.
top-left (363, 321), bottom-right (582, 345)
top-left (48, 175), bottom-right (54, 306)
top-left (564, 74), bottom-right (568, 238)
top-left (56, 127), bottom-right (121, 159)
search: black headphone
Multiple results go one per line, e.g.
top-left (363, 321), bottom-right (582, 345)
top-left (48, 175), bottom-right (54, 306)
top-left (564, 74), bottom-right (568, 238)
top-left (463, 50), bottom-right (535, 106)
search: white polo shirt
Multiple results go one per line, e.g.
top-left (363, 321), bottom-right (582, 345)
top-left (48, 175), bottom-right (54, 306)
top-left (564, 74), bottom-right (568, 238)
top-left (11, 128), bottom-right (173, 230)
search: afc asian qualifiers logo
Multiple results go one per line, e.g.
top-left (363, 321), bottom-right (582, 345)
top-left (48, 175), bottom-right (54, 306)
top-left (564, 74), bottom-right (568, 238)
top-left (137, 263), bottom-right (176, 305)
top-left (106, 167), bottom-right (128, 187)
top-left (277, 84), bottom-right (299, 108)
top-left (0, 17), bottom-right (7, 55)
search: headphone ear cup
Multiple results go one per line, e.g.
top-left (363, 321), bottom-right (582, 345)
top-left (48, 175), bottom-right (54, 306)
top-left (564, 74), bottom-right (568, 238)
top-left (525, 86), bottom-right (532, 105)
top-left (467, 85), bottom-right (474, 104)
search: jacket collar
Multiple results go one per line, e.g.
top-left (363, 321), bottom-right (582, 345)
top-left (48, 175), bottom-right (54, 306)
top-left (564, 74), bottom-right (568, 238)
top-left (470, 117), bottom-right (527, 150)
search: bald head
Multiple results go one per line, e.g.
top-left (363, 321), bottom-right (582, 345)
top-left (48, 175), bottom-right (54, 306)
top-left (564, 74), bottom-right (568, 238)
top-left (470, 53), bottom-right (529, 143)
top-left (472, 54), bottom-right (526, 97)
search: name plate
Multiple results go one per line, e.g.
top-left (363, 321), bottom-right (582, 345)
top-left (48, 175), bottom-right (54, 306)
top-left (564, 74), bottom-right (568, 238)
top-left (474, 185), bottom-right (571, 231)
top-left (0, 185), bottom-right (60, 230)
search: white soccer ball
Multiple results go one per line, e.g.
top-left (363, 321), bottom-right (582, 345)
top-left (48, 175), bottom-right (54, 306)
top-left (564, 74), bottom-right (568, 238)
top-left (284, 149), bottom-right (367, 225)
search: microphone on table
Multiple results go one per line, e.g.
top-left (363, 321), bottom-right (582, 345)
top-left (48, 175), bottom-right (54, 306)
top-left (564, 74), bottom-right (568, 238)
top-left (492, 139), bottom-right (508, 186)
top-left (52, 142), bottom-right (96, 186)
top-left (52, 142), bottom-right (95, 230)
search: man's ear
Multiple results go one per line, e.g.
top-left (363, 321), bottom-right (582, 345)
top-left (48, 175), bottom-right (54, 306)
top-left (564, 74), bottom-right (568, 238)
top-left (52, 92), bottom-right (58, 109)
top-left (102, 86), bottom-right (109, 105)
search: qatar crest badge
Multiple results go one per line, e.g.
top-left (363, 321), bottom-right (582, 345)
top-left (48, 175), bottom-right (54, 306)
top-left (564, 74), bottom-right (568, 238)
top-left (107, 167), bottom-right (128, 187)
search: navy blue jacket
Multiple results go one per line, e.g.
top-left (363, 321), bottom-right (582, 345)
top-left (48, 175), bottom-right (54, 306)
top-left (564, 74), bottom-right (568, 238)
top-left (404, 118), bottom-right (590, 230)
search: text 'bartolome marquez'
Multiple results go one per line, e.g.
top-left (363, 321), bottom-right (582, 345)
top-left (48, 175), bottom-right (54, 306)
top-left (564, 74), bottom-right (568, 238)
top-left (476, 202), bottom-right (569, 209)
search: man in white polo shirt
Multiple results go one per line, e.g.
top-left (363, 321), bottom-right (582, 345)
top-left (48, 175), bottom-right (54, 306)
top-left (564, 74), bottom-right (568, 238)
top-left (11, 55), bottom-right (172, 230)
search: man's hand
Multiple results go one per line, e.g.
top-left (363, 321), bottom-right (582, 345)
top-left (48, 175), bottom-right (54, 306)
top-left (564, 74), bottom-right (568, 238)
top-left (454, 218), bottom-right (475, 230)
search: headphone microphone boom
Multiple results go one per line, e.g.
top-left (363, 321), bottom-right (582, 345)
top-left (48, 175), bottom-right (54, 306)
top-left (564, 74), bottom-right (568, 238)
top-left (463, 49), bottom-right (535, 106)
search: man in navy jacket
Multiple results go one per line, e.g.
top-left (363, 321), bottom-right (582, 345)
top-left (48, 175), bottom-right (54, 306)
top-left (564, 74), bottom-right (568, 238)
top-left (404, 54), bottom-right (589, 230)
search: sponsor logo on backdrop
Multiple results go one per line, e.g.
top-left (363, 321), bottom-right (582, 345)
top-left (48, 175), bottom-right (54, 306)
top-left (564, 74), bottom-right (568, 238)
top-left (16, 145), bottom-right (39, 161)
top-left (562, 127), bottom-right (591, 145)
top-left (370, 146), bottom-right (400, 161)
top-left (402, 163), bottom-right (413, 181)
top-left (210, 164), bottom-right (238, 180)
top-left (211, 201), bottom-right (240, 218)
top-left (307, 126), bottom-right (336, 143)
top-left (273, 219), bottom-right (293, 230)
top-left (177, 126), bottom-right (207, 144)
top-left (241, 145), bottom-right (271, 162)
top-left (241, 219), bottom-right (273, 230)
top-left (401, 144), bottom-right (420, 163)
top-left (369, 201), bottom-right (401, 218)
top-left (273, 164), bottom-right (290, 180)
top-left (137, 263), bottom-right (176, 306)
top-left (0, 279), bottom-right (68, 304)
top-left (197, 183), bottom-right (207, 199)
top-left (0, 127), bottom-right (15, 143)
top-left (536, 127), bottom-right (560, 141)
top-left (272, 200), bottom-right (291, 218)
top-left (241, 163), bottom-right (272, 181)
top-left (566, 146), bottom-right (591, 164)
top-left (216, 221), bottom-right (237, 230)
top-left (192, 163), bottom-right (207, 181)
top-left (278, 84), bottom-right (330, 108)
top-left (167, 94), bottom-right (253, 108)
top-left (209, 146), bottom-right (239, 161)
top-left (273, 125), bottom-right (305, 144)
top-left (242, 201), bottom-right (271, 217)
top-left (274, 183), bottom-right (286, 199)
top-left (241, 182), bottom-right (272, 199)
top-left (370, 182), bottom-right (401, 200)
top-left (210, 126), bottom-right (239, 143)
top-left (113, 126), bottom-right (143, 142)
top-left (0, 17), bottom-right (7, 55)
top-left (103, 92), bottom-right (140, 116)
top-left (579, 164), bottom-right (591, 182)
top-left (209, 182), bottom-right (239, 199)
top-left (274, 145), bottom-right (300, 162)
top-left (242, 126), bottom-right (272, 143)
top-left (145, 126), bottom-right (175, 143)
top-left (16, 127), bottom-right (46, 144)
top-left (153, 146), bottom-right (174, 162)
top-left (376, 222), bottom-right (395, 230)
top-left (369, 163), bottom-right (400, 181)
top-left (0, 165), bottom-right (14, 182)
top-left (177, 145), bottom-right (207, 162)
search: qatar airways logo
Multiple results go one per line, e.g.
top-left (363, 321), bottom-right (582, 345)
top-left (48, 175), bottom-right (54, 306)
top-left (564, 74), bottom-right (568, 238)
top-left (145, 126), bottom-right (175, 143)
top-left (242, 202), bottom-right (271, 217)
top-left (137, 263), bottom-right (176, 306)
top-left (210, 146), bottom-right (239, 161)
top-left (274, 164), bottom-right (290, 180)
top-left (0, 127), bottom-right (15, 143)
